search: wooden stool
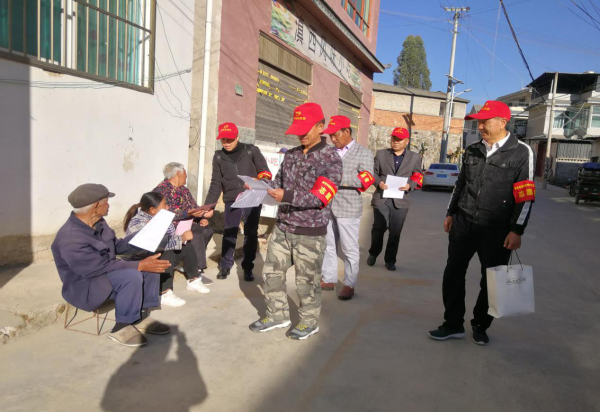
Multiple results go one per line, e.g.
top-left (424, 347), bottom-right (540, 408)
top-left (63, 300), bottom-right (115, 336)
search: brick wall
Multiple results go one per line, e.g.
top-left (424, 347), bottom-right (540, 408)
top-left (372, 109), bottom-right (466, 135)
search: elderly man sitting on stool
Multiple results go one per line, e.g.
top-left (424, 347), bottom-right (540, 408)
top-left (52, 184), bottom-right (172, 347)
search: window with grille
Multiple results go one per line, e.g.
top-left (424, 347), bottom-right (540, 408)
top-left (340, 0), bottom-right (370, 36)
top-left (0, 0), bottom-right (155, 90)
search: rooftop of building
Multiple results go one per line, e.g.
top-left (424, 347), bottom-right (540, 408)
top-left (528, 71), bottom-right (599, 95)
top-left (373, 83), bottom-right (470, 103)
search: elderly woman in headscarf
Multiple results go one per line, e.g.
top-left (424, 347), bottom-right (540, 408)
top-left (153, 162), bottom-right (214, 284)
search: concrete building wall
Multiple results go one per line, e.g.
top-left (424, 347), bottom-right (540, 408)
top-left (215, 0), bottom-right (376, 151)
top-left (373, 92), bottom-right (466, 119)
top-left (325, 0), bottom-right (380, 51)
top-left (0, 0), bottom-right (196, 265)
top-left (526, 105), bottom-right (549, 139)
top-left (369, 92), bottom-right (465, 168)
top-left (591, 141), bottom-right (600, 161)
top-left (187, 0), bottom-right (223, 202)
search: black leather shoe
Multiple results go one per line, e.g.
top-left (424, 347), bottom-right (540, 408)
top-left (217, 268), bottom-right (230, 280)
top-left (243, 270), bottom-right (254, 282)
top-left (366, 255), bottom-right (376, 266)
top-left (385, 262), bottom-right (396, 271)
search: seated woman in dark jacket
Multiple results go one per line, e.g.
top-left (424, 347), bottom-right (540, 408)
top-left (124, 192), bottom-right (210, 308)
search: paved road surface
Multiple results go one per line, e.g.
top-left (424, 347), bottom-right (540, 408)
top-left (1, 185), bottom-right (599, 412)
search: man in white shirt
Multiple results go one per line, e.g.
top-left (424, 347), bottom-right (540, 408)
top-left (429, 100), bottom-right (536, 346)
top-left (320, 116), bottom-right (375, 301)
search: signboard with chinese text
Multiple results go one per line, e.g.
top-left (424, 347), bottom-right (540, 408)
top-left (270, 0), bottom-right (362, 91)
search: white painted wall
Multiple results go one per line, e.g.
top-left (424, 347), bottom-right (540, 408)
top-left (0, 1), bottom-right (195, 244)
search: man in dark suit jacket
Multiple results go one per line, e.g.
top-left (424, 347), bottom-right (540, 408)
top-left (368, 127), bottom-right (424, 271)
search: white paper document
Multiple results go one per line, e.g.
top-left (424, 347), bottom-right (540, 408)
top-left (238, 175), bottom-right (271, 190)
top-left (232, 190), bottom-right (268, 208)
top-left (383, 176), bottom-right (409, 199)
top-left (129, 209), bottom-right (175, 252)
top-left (233, 175), bottom-right (286, 208)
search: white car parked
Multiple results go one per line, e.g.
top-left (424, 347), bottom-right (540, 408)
top-left (423, 163), bottom-right (460, 190)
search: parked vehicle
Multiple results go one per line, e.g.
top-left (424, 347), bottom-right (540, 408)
top-left (574, 163), bottom-right (600, 204)
top-left (423, 163), bottom-right (459, 191)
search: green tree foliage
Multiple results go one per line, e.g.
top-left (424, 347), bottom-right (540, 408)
top-left (393, 35), bottom-right (432, 91)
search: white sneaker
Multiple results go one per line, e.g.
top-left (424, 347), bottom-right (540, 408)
top-left (160, 290), bottom-right (186, 307)
top-left (186, 278), bottom-right (211, 294)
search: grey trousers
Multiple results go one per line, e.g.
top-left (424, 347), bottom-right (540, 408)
top-left (321, 216), bottom-right (361, 287)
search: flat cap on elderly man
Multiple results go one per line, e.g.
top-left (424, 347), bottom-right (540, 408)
top-left (67, 183), bottom-right (115, 208)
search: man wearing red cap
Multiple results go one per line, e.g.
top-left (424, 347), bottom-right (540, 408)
top-left (367, 127), bottom-right (424, 271)
top-left (320, 116), bottom-right (374, 301)
top-left (428, 100), bottom-right (535, 346)
top-left (248, 102), bottom-right (342, 340)
top-left (204, 122), bottom-right (272, 281)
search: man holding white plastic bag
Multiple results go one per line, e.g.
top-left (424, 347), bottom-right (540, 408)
top-left (428, 101), bottom-right (535, 346)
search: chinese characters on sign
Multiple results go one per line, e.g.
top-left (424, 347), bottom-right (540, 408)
top-left (270, 0), bottom-right (362, 91)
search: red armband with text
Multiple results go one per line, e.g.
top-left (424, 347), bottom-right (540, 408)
top-left (257, 170), bottom-right (272, 180)
top-left (357, 171), bottom-right (374, 193)
top-left (513, 180), bottom-right (536, 203)
top-left (310, 176), bottom-right (338, 208)
top-left (410, 172), bottom-right (424, 189)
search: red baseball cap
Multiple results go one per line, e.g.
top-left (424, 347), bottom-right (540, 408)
top-left (217, 122), bottom-right (238, 140)
top-left (285, 103), bottom-right (325, 135)
top-left (391, 127), bottom-right (410, 140)
top-left (465, 100), bottom-right (512, 121)
top-left (322, 116), bottom-right (351, 135)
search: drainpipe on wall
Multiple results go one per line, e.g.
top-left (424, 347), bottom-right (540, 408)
top-left (197, 0), bottom-right (214, 200)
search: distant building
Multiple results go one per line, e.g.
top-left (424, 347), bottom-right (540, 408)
top-left (496, 88), bottom-right (532, 139)
top-left (524, 71), bottom-right (600, 184)
top-left (464, 104), bottom-right (483, 147)
top-left (369, 83), bottom-right (469, 167)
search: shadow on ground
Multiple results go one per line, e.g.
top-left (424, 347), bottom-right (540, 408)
top-left (100, 325), bottom-right (207, 412)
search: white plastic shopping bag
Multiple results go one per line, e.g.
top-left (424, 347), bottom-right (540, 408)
top-left (486, 254), bottom-right (535, 318)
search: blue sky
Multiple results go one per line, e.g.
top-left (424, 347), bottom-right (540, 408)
top-left (373, 0), bottom-right (600, 108)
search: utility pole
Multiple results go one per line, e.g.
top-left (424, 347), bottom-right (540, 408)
top-left (543, 72), bottom-right (559, 189)
top-left (439, 6), bottom-right (469, 164)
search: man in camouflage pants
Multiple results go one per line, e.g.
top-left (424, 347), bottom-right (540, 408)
top-left (248, 102), bottom-right (343, 340)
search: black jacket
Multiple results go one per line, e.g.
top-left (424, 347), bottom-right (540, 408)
top-left (205, 143), bottom-right (271, 204)
top-left (447, 134), bottom-right (535, 235)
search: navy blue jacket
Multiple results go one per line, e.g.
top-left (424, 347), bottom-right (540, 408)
top-left (51, 213), bottom-right (141, 311)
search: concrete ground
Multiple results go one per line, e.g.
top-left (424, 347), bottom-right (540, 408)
top-left (1, 185), bottom-right (599, 412)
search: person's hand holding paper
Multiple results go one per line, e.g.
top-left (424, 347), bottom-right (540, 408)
top-left (383, 175), bottom-right (409, 199)
top-left (268, 188), bottom-right (284, 203)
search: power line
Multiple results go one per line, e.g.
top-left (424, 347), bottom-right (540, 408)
top-left (466, 21), bottom-right (490, 99)
top-left (556, 0), bottom-right (600, 31)
top-left (155, 58), bottom-right (191, 119)
top-left (156, 0), bottom-right (191, 98)
top-left (499, 0), bottom-right (540, 94)
top-left (0, 68), bottom-right (192, 88)
top-left (462, 26), bottom-right (527, 83)
top-left (490, 2), bottom-right (502, 79)
top-left (469, 0), bottom-right (533, 16)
